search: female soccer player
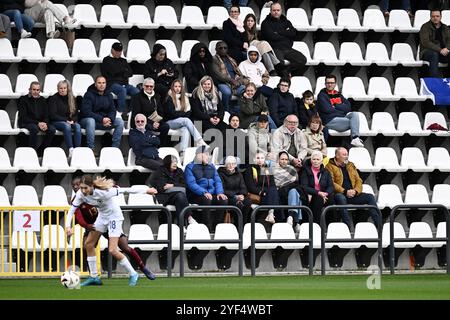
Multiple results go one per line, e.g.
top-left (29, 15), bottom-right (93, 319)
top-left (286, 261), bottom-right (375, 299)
top-left (65, 175), bottom-right (157, 286)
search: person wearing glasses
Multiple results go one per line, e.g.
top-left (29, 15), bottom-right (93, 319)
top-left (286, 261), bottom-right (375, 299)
top-left (211, 40), bottom-right (248, 113)
top-left (317, 74), bottom-right (364, 148)
top-left (268, 77), bottom-right (298, 128)
top-left (271, 114), bottom-right (307, 170)
top-left (183, 42), bottom-right (213, 93)
top-left (129, 113), bottom-right (164, 170)
top-left (18, 81), bottom-right (55, 157)
top-left (223, 5), bottom-right (248, 63)
top-left (130, 77), bottom-right (170, 146)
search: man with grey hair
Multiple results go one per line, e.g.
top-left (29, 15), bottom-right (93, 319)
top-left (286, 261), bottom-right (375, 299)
top-left (129, 113), bottom-right (163, 170)
top-left (271, 114), bottom-right (307, 169)
top-left (130, 77), bottom-right (169, 146)
top-left (18, 81), bottom-right (56, 156)
top-left (326, 147), bottom-right (380, 229)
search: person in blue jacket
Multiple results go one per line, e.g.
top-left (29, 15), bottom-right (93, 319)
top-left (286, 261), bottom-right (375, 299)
top-left (79, 75), bottom-right (124, 153)
top-left (184, 145), bottom-right (228, 231)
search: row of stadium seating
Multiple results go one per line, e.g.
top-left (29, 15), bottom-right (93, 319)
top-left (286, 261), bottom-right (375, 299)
top-left (2, 179), bottom-right (450, 210)
top-left (63, 5), bottom-right (450, 34)
top-left (0, 38), bottom-right (435, 69)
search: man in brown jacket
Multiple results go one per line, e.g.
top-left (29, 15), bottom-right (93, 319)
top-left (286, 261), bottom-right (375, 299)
top-left (326, 147), bottom-right (380, 229)
top-left (419, 9), bottom-right (450, 77)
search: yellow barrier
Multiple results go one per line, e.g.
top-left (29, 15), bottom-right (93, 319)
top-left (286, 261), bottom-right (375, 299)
top-left (0, 206), bottom-right (102, 277)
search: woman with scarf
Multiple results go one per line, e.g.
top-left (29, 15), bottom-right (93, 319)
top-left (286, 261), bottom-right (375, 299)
top-left (190, 75), bottom-right (227, 135)
top-left (163, 79), bottom-right (206, 156)
top-left (244, 152), bottom-right (279, 224)
top-left (300, 150), bottom-right (334, 225)
top-left (222, 5), bottom-right (248, 63)
top-left (144, 43), bottom-right (179, 102)
top-left (273, 151), bottom-right (306, 232)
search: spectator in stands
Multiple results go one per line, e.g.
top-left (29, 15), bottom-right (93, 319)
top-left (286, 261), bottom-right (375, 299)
top-left (380, 0), bottom-right (413, 17)
top-left (211, 40), bottom-right (248, 112)
top-left (247, 114), bottom-right (274, 163)
top-left (273, 151), bottom-right (305, 231)
top-left (300, 150), bottom-right (335, 225)
top-left (239, 82), bottom-right (276, 130)
top-left (80, 75), bottom-right (124, 154)
top-left (183, 42), bottom-right (213, 93)
top-left (224, 114), bottom-right (247, 165)
top-left (150, 155), bottom-right (194, 225)
top-left (144, 43), bottom-right (178, 102)
top-left (130, 77), bottom-right (170, 146)
top-left (326, 147), bottom-right (380, 229)
top-left (260, 2), bottom-right (307, 77)
top-left (223, 5), bottom-right (248, 63)
top-left (129, 113), bottom-right (163, 170)
top-left (272, 114), bottom-right (307, 169)
top-left (70, 176), bottom-right (156, 281)
top-left (244, 151), bottom-right (279, 223)
top-left (164, 79), bottom-right (206, 156)
top-left (268, 77), bottom-right (298, 128)
top-left (1, 0), bottom-right (33, 38)
top-left (0, 14), bottom-right (11, 40)
top-left (185, 145), bottom-right (228, 232)
top-left (238, 46), bottom-right (273, 98)
top-left (100, 42), bottom-right (139, 115)
top-left (223, 1), bottom-right (248, 12)
top-left (419, 9), bottom-right (450, 78)
top-left (218, 155), bottom-right (252, 223)
top-left (18, 81), bottom-right (55, 156)
top-left (243, 13), bottom-right (281, 76)
top-left (317, 74), bottom-right (364, 148)
top-left (191, 75), bottom-right (227, 134)
top-left (303, 114), bottom-right (327, 162)
top-left (24, 0), bottom-right (76, 39)
top-left (297, 90), bottom-right (319, 130)
top-left (65, 174), bottom-right (155, 287)
top-left (48, 79), bottom-right (81, 157)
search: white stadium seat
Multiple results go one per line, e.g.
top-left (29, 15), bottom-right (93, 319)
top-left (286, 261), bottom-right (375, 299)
top-left (365, 43), bottom-right (397, 66)
top-left (12, 185), bottom-right (40, 206)
top-left (206, 6), bottom-right (229, 29)
top-left (154, 6), bottom-right (186, 29)
top-left (427, 148), bottom-right (450, 171)
top-left (325, 222), bottom-right (359, 249)
top-left (404, 184), bottom-right (430, 205)
top-left (313, 42), bottom-right (345, 66)
top-left (337, 8), bottom-right (369, 32)
top-left (377, 184), bottom-right (404, 209)
top-left (400, 147), bottom-right (433, 172)
top-left (311, 8), bottom-right (344, 32)
top-left (287, 8), bottom-right (317, 32)
top-left (42, 74), bottom-right (65, 98)
top-left (126, 40), bottom-right (151, 63)
top-left (0, 110), bottom-right (20, 135)
top-left (363, 9), bottom-right (395, 32)
top-left (15, 74), bottom-right (39, 96)
top-left (70, 147), bottom-right (102, 172)
top-left (127, 5), bottom-right (158, 29)
top-left (181, 6), bottom-right (211, 30)
top-left (339, 42), bottom-right (370, 66)
top-left (42, 147), bottom-right (75, 173)
top-left (41, 185), bottom-right (69, 206)
top-left (0, 147), bottom-right (18, 173)
top-left (367, 77), bottom-right (400, 101)
top-left (13, 147), bottom-right (47, 173)
top-left (0, 74), bottom-right (20, 99)
top-left (397, 112), bottom-right (430, 136)
top-left (371, 112), bottom-right (403, 136)
top-left (99, 147), bottom-right (133, 173)
top-left (44, 39), bottom-right (77, 63)
top-left (388, 10), bottom-right (414, 32)
top-left (100, 5), bottom-right (132, 29)
top-left (0, 39), bottom-right (22, 63)
top-left (71, 39), bottom-right (101, 63)
top-left (374, 147), bottom-right (407, 172)
top-left (17, 38), bottom-right (50, 63)
top-left (73, 4), bottom-right (106, 29)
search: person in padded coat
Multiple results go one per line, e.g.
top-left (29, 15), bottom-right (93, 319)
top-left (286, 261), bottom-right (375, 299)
top-left (218, 156), bottom-right (253, 224)
top-left (182, 42), bottom-right (213, 93)
top-left (149, 155), bottom-right (193, 225)
top-left (143, 43), bottom-right (179, 102)
top-left (300, 151), bottom-right (335, 225)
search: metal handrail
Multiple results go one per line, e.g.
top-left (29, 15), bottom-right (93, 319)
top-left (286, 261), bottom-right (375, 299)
top-left (320, 205), bottom-right (383, 276)
top-left (389, 204), bottom-right (450, 275)
top-left (179, 205), bottom-right (243, 277)
top-left (250, 205), bottom-right (314, 276)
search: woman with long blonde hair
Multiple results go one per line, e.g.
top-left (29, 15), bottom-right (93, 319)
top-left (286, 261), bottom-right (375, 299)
top-left (49, 79), bottom-right (81, 156)
top-left (65, 174), bottom-right (157, 287)
top-left (163, 79), bottom-right (206, 154)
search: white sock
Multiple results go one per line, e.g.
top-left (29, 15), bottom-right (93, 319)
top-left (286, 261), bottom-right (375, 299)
top-left (119, 257), bottom-right (137, 275)
top-left (87, 256), bottom-right (98, 277)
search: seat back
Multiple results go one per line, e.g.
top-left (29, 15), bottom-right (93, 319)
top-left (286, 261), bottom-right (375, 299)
top-left (41, 185), bottom-right (69, 206)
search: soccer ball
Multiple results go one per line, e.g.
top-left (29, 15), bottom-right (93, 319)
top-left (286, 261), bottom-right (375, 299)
top-left (60, 270), bottom-right (80, 289)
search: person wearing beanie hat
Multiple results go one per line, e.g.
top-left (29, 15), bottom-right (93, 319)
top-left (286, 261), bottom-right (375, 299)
top-left (184, 145), bottom-right (228, 232)
top-left (101, 42), bottom-right (139, 115)
top-left (144, 43), bottom-right (179, 103)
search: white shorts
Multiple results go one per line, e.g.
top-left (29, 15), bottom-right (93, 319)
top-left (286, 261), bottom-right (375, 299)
top-left (94, 217), bottom-right (123, 238)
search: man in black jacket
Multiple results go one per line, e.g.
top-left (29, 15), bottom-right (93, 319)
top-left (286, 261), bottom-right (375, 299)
top-left (18, 81), bottom-right (55, 156)
top-left (129, 77), bottom-right (170, 146)
top-left (260, 2), bottom-right (306, 77)
top-left (100, 42), bottom-right (139, 114)
top-left (129, 113), bottom-right (163, 170)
